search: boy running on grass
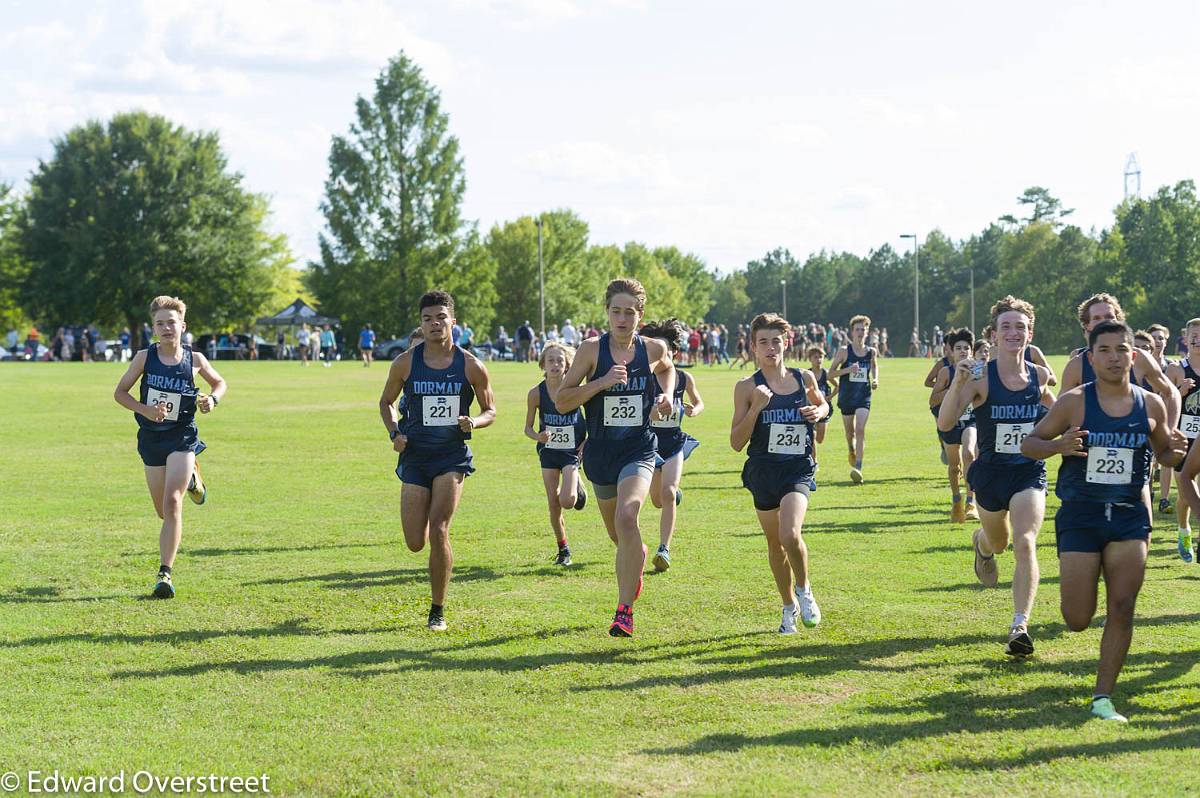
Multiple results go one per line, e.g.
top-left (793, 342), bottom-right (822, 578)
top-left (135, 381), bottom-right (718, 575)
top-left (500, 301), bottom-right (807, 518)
top-left (379, 291), bottom-right (496, 631)
top-left (113, 296), bottom-right (226, 599)
top-left (731, 313), bottom-right (827, 634)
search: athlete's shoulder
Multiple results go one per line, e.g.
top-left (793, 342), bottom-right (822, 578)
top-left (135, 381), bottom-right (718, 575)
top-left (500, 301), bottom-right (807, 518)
top-left (1031, 362), bottom-right (1053, 386)
top-left (733, 373), bottom-right (758, 393)
top-left (462, 347), bottom-right (490, 379)
top-left (642, 335), bottom-right (669, 359)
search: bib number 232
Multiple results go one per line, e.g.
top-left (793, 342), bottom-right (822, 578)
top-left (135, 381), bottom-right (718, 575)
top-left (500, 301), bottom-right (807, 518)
top-left (604, 395), bottom-right (642, 427)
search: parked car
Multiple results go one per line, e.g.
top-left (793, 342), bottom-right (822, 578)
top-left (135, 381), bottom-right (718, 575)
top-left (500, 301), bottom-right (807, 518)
top-left (373, 336), bottom-right (412, 360)
top-left (195, 334), bottom-right (277, 360)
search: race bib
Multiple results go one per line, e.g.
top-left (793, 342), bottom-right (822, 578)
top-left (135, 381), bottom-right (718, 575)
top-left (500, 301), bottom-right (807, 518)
top-left (768, 423), bottom-right (808, 455)
top-left (959, 404), bottom-right (974, 423)
top-left (422, 395), bottom-right (460, 426)
top-left (994, 422), bottom-right (1034, 454)
top-left (1182, 414), bottom-right (1200, 440)
top-left (544, 425), bottom-right (576, 450)
top-left (147, 389), bottom-right (182, 422)
top-left (849, 367), bottom-right (869, 383)
top-left (651, 402), bottom-right (682, 429)
top-left (603, 395), bottom-right (642, 427)
top-left (1086, 447), bottom-right (1134, 485)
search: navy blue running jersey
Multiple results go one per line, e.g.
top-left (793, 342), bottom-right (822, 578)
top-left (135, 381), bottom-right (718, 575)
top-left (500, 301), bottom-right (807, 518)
top-left (137, 344), bottom-right (198, 432)
top-left (1056, 382), bottom-right (1151, 505)
top-left (1178, 360), bottom-right (1200, 443)
top-left (975, 359), bottom-right (1046, 466)
top-left (537, 380), bottom-right (586, 453)
top-left (584, 333), bottom-right (657, 444)
top-left (838, 345), bottom-right (873, 406)
top-left (747, 369), bottom-right (815, 466)
top-left (398, 343), bottom-right (475, 450)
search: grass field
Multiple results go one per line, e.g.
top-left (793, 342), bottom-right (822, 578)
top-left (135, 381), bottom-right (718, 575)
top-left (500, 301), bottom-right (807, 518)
top-left (2, 356), bottom-right (1199, 797)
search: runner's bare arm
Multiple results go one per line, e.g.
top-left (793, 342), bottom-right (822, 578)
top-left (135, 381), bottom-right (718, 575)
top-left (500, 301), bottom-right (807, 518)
top-left (1059, 355), bottom-right (1082, 393)
top-left (1021, 390), bottom-right (1085, 461)
top-left (113, 350), bottom-right (163, 421)
top-left (800, 370), bottom-right (827, 423)
top-left (682, 371), bottom-right (704, 416)
top-left (379, 351), bottom-right (412, 436)
top-left (555, 339), bottom-right (613, 413)
top-left (937, 360), bottom-right (984, 432)
top-left (730, 377), bottom-right (768, 451)
top-left (1138, 353), bottom-right (1180, 425)
top-left (1027, 345), bottom-right (1057, 386)
top-left (646, 338), bottom-right (676, 420)
top-left (929, 366), bottom-right (951, 408)
top-left (524, 386), bottom-right (545, 442)
top-left (1146, 393), bottom-right (1187, 469)
top-left (923, 357), bottom-right (943, 388)
top-left (463, 354), bottom-right (496, 430)
top-left (193, 352), bottom-right (226, 412)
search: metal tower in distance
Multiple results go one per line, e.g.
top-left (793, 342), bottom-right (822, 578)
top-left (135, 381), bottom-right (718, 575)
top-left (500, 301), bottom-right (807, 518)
top-left (1124, 153), bottom-right (1141, 199)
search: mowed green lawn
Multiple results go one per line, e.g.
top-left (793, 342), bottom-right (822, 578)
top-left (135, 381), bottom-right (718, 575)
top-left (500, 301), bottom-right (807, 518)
top-left (1, 357), bottom-right (1198, 797)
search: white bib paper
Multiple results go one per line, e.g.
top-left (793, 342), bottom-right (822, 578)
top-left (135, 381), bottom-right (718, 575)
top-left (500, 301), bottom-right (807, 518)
top-left (603, 395), bottom-right (642, 427)
top-left (995, 422), bottom-right (1034, 454)
top-left (1086, 447), bottom-right (1134, 485)
top-left (147, 389), bottom-right (182, 422)
top-left (768, 423), bottom-right (807, 455)
top-left (423, 395), bottom-right (460, 427)
top-left (1182, 414), bottom-right (1200, 440)
top-left (651, 403), bottom-right (682, 429)
top-left (959, 404), bottom-right (974, 423)
top-left (544, 425), bottom-right (576, 450)
top-left (849, 367), bottom-right (869, 383)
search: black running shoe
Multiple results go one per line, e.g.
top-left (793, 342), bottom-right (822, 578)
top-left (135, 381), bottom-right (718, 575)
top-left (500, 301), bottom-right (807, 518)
top-left (152, 571), bottom-right (175, 599)
top-left (427, 607), bottom-right (447, 631)
top-left (1005, 624), bottom-right (1034, 657)
top-left (554, 547), bottom-right (572, 566)
top-left (575, 484), bottom-right (587, 511)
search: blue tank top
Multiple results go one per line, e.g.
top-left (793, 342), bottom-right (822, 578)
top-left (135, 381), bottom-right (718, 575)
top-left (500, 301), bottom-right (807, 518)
top-left (398, 343), bottom-right (475, 449)
top-left (537, 380), bottom-right (586, 453)
top-left (975, 359), bottom-right (1046, 466)
top-left (838, 345), bottom-right (873, 404)
top-left (651, 367), bottom-right (689, 450)
top-left (1178, 361), bottom-right (1200, 443)
top-left (932, 365), bottom-right (977, 427)
top-left (815, 367), bottom-right (832, 400)
top-left (584, 334), bottom-right (657, 444)
top-left (747, 368), bottom-right (815, 466)
top-left (137, 344), bottom-right (198, 432)
top-left (1056, 382), bottom-right (1151, 505)
top-left (1024, 348), bottom-right (1036, 364)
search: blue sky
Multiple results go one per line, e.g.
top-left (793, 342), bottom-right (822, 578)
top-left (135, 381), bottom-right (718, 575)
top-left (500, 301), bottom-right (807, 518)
top-left (2, 0), bottom-right (1198, 273)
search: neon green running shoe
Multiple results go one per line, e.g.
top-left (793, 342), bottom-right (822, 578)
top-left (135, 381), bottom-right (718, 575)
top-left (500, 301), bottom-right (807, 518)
top-left (1090, 697), bottom-right (1128, 723)
top-left (1178, 529), bottom-right (1194, 564)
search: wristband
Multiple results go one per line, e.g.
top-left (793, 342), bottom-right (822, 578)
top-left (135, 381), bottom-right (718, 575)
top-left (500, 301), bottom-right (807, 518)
top-left (211, 394), bottom-right (219, 406)
top-left (389, 428), bottom-right (402, 440)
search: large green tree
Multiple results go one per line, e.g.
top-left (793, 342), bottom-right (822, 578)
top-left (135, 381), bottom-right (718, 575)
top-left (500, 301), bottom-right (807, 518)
top-left (19, 112), bottom-right (279, 343)
top-left (0, 182), bottom-right (31, 332)
top-left (308, 53), bottom-right (469, 336)
top-left (488, 209), bottom-right (593, 334)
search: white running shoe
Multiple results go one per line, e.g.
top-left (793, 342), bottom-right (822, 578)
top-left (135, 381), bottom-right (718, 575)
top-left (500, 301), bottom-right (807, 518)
top-left (779, 604), bottom-right (799, 634)
top-left (796, 587), bottom-right (821, 628)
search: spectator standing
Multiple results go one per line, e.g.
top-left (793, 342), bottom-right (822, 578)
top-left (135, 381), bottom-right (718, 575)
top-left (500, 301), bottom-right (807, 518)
top-left (451, 321), bottom-right (462, 346)
top-left (206, 333), bottom-right (218, 362)
top-left (547, 324), bottom-right (559, 344)
top-left (141, 322), bottom-right (152, 350)
top-left (309, 326), bottom-right (321, 365)
top-left (516, 320), bottom-right (534, 363)
top-left (319, 324), bottom-right (336, 367)
top-left (5, 328), bottom-right (16, 356)
top-left (297, 323), bottom-right (310, 366)
top-left (359, 323), bottom-right (376, 367)
top-left (276, 329), bottom-right (286, 360)
top-left (496, 325), bottom-right (510, 358)
top-left (63, 327), bottom-right (75, 361)
top-left (460, 321), bottom-right (474, 352)
top-left (561, 318), bottom-right (578, 347)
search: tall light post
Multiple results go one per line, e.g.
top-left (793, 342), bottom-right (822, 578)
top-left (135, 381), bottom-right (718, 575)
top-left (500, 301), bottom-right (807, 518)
top-left (536, 216), bottom-right (545, 336)
top-left (900, 233), bottom-right (919, 353)
top-left (969, 264), bottom-right (976, 333)
top-left (780, 279), bottom-right (787, 320)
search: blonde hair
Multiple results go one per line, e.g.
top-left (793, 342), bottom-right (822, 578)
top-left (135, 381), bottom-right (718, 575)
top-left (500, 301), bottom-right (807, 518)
top-left (605, 278), bottom-right (647, 312)
top-left (991, 295), bottom-right (1035, 326)
top-left (538, 342), bottom-right (575, 371)
top-left (849, 314), bottom-right (871, 329)
top-left (750, 312), bottom-right (791, 339)
top-left (149, 295), bottom-right (186, 319)
top-left (1076, 292), bottom-right (1124, 328)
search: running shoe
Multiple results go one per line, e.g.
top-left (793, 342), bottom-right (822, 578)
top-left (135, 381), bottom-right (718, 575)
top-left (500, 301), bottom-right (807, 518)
top-left (779, 604), bottom-right (799, 634)
top-left (951, 498), bottom-right (966, 524)
top-left (1005, 623), bottom-right (1034, 657)
top-left (847, 449), bottom-right (857, 467)
top-left (1158, 497), bottom-right (1172, 514)
top-left (940, 446), bottom-right (948, 465)
top-left (674, 488), bottom-right (682, 507)
top-left (574, 483), bottom-right (587, 511)
top-left (554, 546), bottom-right (572, 567)
top-left (1090, 697), bottom-right (1128, 723)
top-left (187, 466), bottom-right (207, 505)
top-left (634, 543), bottom-right (648, 600)
top-left (965, 500), bottom-right (979, 521)
top-left (152, 571), bottom-right (175, 599)
top-left (850, 466), bottom-right (863, 484)
top-left (796, 587), bottom-right (821, 628)
top-left (972, 528), bottom-right (998, 587)
top-left (427, 607), bottom-right (447, 631)
top-left (609, 604), bottom-right (634, 637)
top-left (652, 544), bottom-right (670, 572)
top-left (1178, 530), bottom-right (1194, 564)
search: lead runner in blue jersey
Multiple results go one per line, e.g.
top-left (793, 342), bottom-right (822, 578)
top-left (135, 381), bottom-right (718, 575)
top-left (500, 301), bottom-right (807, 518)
top-left (114, 295), bottom-right (227, 600)
top-left (731, 313), bottom-right (827, 635)
top-left (1023, 321), bottom-right (1186, 723)
top-left (379, 290), bottom-right (497, 632)
top-left (555, 278), bottom-right (675, 638)
top-left (939, 295), bottom-right (1055, 658)
top-left (827, 314), bottom-right (879, 484)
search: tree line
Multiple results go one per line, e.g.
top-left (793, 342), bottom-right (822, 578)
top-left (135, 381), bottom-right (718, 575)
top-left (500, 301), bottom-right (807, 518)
top-left (3, 50), bottom-right (1200, 354)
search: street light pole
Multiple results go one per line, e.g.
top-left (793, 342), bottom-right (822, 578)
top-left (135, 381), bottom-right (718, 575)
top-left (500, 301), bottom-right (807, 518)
top-left (969, 265), bottom-right (975, 333)
top-left (536, 217), bottom-right (545, 336)
top-left (900, 233), bottom-right (919, 353)
top-left (780, 279), bottom-right (787, 321)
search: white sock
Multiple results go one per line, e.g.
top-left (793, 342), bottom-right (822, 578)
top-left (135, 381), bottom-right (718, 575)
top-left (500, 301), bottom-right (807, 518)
top-left (783, 602), bottom-right (797, 612)
top-left (798, 584), bottom-right (813, 597)
top-left (1012, 612), bottom-right (1028, 628)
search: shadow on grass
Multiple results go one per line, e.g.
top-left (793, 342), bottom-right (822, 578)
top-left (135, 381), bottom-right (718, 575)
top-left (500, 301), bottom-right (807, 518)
top-left (914, 575), bottom-right (1062, 593)
top-left (246, 565), bottom-right (501, 590)
top-left (0, 587), bottom-right (127, 604)
top-left (644, 639), bottom-right (1200, 760)
top-left (186, 542), bottom-right (386, 558)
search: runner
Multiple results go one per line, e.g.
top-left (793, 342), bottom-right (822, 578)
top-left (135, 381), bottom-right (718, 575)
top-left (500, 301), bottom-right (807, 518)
top-left (359, 323), bottom-right (376, 367)
top-left (640, 319), bottom-right (704, 572)
top-left (1022, 320), bottom-right (1187, 722)
top-left (113, 296), bottom-right (226, 599)
top-left (555, 278), bottom-right (674, 637)
top-left (1149, 323), bottom-right (1177, 512)
top-left (524, 342), bottom-right (587, 566)
top-left (806, 345), bottom-right (836, 461)
top-left (828, 314), bottom-right (879, 484)
top-left (923, 341), bottom-right (952, 389)
top-left (973, 338), bottom-right (991, 363)
top-left (938, 295), bottom-right (1054, 657)
top-left (929, 328), bottom-right (978, 523)
top-left (731, 313), bottom-right (826, 634)
top-left (1165, 319), bottom-right (1200, 563)
top-left (379, 290), bottom-right (497, 631)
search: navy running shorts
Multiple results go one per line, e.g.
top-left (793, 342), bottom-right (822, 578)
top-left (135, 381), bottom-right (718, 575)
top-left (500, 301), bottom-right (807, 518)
top-left (396, 444), bottom-right (475, 488)
top-left (937, 422), bottom-right (975, 446)
top-left (654, 432), bottom-right (699, 466)
top-left (583, 436), bottom-right (656, 495)
top-left (1055, 500), bottom-right (1150, 554)
top-left (538, 445), bottom-right (581, 471)
top-left (838, 400), bottom-right (871, 416)
top-left (741, 458), bottom-right (815, 512)
top-left (137, 425), bottom-right (206, 467)
top-left (967, 460), bottom-right (1046, 513)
